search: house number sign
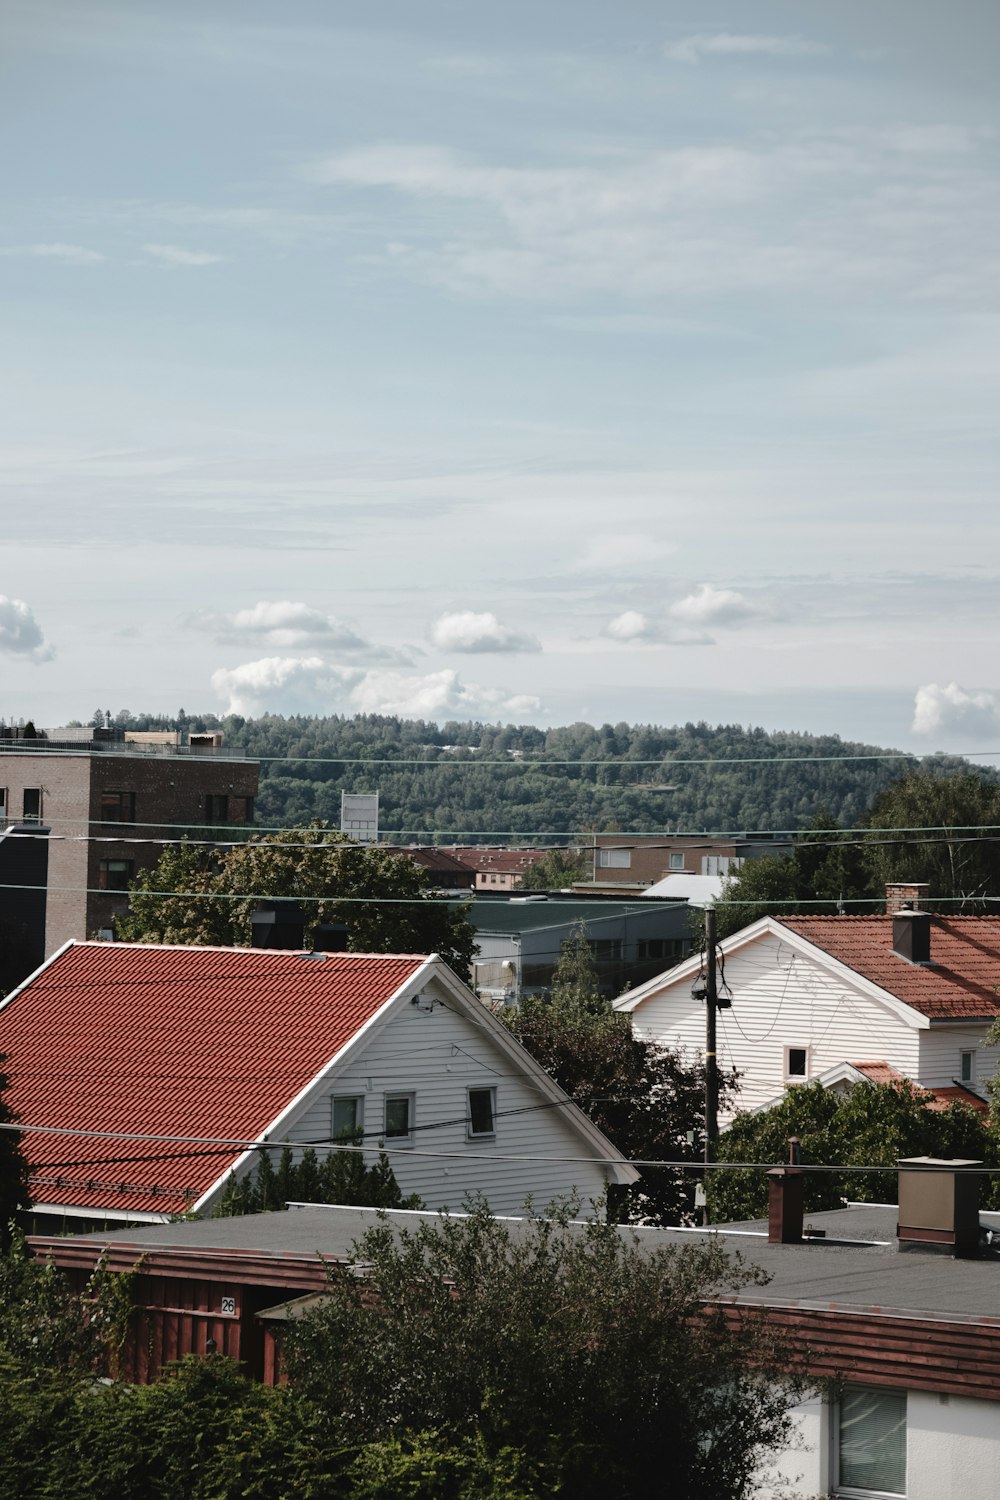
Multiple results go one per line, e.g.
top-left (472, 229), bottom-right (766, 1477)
top-left (220, 1296), bottom-right (237, 1316)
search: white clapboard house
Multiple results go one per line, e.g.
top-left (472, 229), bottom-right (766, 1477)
top-left (0, 941), bottom-right (637, 1228)
top-left (615, 911), bottom-right (1000, 1119)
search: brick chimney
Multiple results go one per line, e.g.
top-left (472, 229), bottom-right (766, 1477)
top-left (767, 1137), bottom-right (804, 1245)
top-left (885, 881), bottom-right (929, 916)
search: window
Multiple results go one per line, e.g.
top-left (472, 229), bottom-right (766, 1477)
top-left (784, 1046), bottom-right (809, 1081)
top-left (98, 859), bottom-right (134, 891)
top-left (669, 852), bottom-right (685, 870)
top-left (468, 1087), bottom-right (496, 1138)
top-left (100, 790), bottom-right (136, 824)
top-left (384, 1093), bottom-right (414, 1142)
top-left (22, 787), bottom-right (42, 822)
top-left (589, 938), bottom-right (623, 961)
top-left (960, 1050), bottom-right (976, 1085)
top-left (596, 848), bottom-right (631, 869)
top-left (205, 794), bottom-right (229, 825)
top-left (332, 1095), bottom-right (363, 1140)
top-left (835, 1386), bottom-right (906, 1496)
top-left (0, 787), bottom-right (6, 824)
top-left (638, 938), bottom-right (682, 961)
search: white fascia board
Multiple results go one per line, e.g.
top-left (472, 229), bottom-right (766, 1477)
top-left (745, 1062), bottom-right (870, 1116)
top-left (617, 916), bottom-right (932, 1032)
top-left (29, 1201), bottom-right (172, 1225)
top-left (0, 937), bottom-right (79, 1017)
top-left (191, 956), bottom-right (439, 1214)
top-left (770, 923), bottom-right (931, 1030)
top-left (614, 916), bottom-right (775, 1014)
top-left (422, 962), bottom-right (640, 1186)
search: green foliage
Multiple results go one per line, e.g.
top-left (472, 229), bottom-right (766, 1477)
top-left (709, 1081), bottom-right (1000, 1221)
top-left (0, 1231), bottom-right (138, 1377)
top-left (502, 928), bottom-right (731, 1225)
top-left (0, 1053), bottom-right (29, 1245)
top-left (863, 771), bottom-right (1000, 908)
top-left (118, 824), bottom-right (477, 981)
top-left (716, 813), bottom-right (878, 937)
top-left (517, 846), bottom-right (588, 890)
top-left (218, 1140), bottom-right (423, 1216)
top-left (283, 1200), bottom-right (798, 1500)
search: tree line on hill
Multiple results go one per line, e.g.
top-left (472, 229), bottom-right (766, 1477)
top-left (77, 708), bottom-right (993, 840)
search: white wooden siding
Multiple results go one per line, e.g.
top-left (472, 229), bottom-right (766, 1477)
top-left (287, 983), bottom-right (613, 1216)
top-left (630, 932), bottom-right (925, 1119)
top-left (917, 1026), bottom-right (998, 1093)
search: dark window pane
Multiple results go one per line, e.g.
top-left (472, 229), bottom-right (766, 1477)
top-left (469, 1089), bottom-right (494, 1136)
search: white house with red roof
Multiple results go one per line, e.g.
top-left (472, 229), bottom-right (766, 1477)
top-left (615, 912), bottom-right (1000, 1120)
top-left (0, 941), bottom-right (637, 1227)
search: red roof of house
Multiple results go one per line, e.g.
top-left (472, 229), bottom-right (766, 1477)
top-left (849, 1060), bottom-right (989, 1113)
top-left (451, 847), bottom-right (553, 875)
top-left (0, 943), bottom-right (425, 1217)
top-left (778, 916), bottom-right (1000, 1021)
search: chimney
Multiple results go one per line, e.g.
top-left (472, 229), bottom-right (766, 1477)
top-left (892, 909), bottom-right (931, 965)
top-left (897, 1157), bottom-right (982, 1258)
top-left (251, 900), bottom-right (307, 950)
top-left (885, 881), bottom-right (929, 916)
top-left (767, 1137), bottom-right (804, 1245)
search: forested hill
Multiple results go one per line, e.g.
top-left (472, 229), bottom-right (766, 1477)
top-left (92, 712), bottom-right (991, 840)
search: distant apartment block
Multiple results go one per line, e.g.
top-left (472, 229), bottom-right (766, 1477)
top-left (0, 724), bottom-right (258, 956)
top-left (590, 833), bottom-right (792, 888)
top-left (448, 847), bottom-right (554, 891)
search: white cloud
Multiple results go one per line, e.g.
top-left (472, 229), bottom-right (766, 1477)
top-left (430, 609), bottom-right (540, 654)
top-left (211, 656), bottom-right (541, 720)
top-left (1, 242), bottom-right (104, 263)
top-left (0, 595), bottom-right (54, 661)
top-left (200, 600), bottom-right (370, 650)
top-left (665, 33), bottom-right (829, 65)
top-left (668, 584), bottom-right (761, 628)
top-left (143, 242), bottom-right (224, 266)
top-left (605, 611), bottom-right (658, 643)
top-left (912, 682), bottom-right (1000, 741)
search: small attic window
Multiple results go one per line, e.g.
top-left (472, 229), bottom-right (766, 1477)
top-left (785, 1046), bottom-right (808, 1081)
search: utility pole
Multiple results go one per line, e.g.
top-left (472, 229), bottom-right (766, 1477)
top-left (698, 904), bottom-right (722, 1227)
top-left (704, 904), bottom-right (719, 1169)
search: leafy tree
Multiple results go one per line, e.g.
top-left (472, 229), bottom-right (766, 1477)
top-left (708, 1080), bottom-right (998, 1222)
top-left (0, 1054), bottom-right (29, 1247)
top-left (282, 1200), bottom-right (799, 1500)
top-left (716, 813), bottom-right (877, 937)
top-left (502, 930), bottom-right (732, 1224)
top-left (118, 825), bottom-right (477, 981)
top-left (517, 846), bottom-right (589, 890)
top-left (218, 1141), bottom-right (422, 1216)
top-left (863, 771), bottom-right (1000, 909)
top-left (0, 1230), bottom-right (136, 1377)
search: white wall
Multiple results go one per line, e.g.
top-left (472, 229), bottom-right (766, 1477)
top-left (286, 979), bottom-right (615, 1216)
top-left (917, 1027), bottom-right (997, 1092)
top-left (630, 932), bottom-right (923, 1119)
top-left (752, 1387), bottom-right (1000, 1500)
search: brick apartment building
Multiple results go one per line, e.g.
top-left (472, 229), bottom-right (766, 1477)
top-left (590, 832), bottom-right (792, 888)
top-left (0, 726), bottom-right (258, 955)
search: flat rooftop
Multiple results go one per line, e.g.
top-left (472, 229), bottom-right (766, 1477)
top-left (33, 1203), bottom-right (1000, 1326)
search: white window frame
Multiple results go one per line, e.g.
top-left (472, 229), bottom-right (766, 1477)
top-left (596, 848), bottom-right (631, 869)
top-left (331, 1094), bottom-right (364, 1140)
top-left (832, 1384), bottom-right (907, 1498)
top-left (384, 1092), bottom-right (415, 1145)
top-left (669, 852), bottom-right (685, 871)
top-left (22, 786), bottom-right (42, 822)
top-left (784, 1044), bottom-right (810, 1082)
top-left (960, 1049), bottom-right (976, 1085)
top-left (467, 1087), bottom-right (497, 1140)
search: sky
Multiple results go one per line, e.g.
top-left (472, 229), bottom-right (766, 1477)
top-left (3, 0), bottom-right (1000, 753)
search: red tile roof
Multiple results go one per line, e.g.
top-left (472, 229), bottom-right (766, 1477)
top-left (848, 1061), bottom-right (989, 1114)
top-left (778, 916), bottom-right (1000, 1021)
top-left (0, 943), bottom-right (425, 1217)
top-left (450, 847), bottom-right (553, 875)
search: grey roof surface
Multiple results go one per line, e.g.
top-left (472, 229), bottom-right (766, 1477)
top-left (461, 897), bottom-right (674, 936)
top-left (43, 1202), bottom-right (1000, 1324)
